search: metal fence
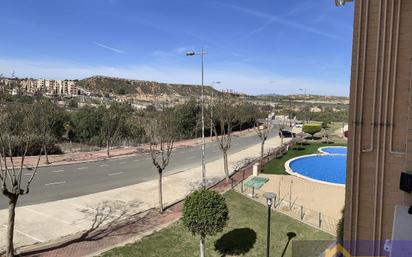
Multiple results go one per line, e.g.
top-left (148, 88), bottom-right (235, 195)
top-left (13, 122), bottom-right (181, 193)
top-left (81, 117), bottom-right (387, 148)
top-left (227, 140), bottom-right (339, 236)
top-left (233, 184), bottom-right (339, 235)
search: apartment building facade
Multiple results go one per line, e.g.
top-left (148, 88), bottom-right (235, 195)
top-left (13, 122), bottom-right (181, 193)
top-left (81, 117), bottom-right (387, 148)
top-left (344, 0), bottom-right (412, 255)
top-left (0, 78), bottom-right (79, 96)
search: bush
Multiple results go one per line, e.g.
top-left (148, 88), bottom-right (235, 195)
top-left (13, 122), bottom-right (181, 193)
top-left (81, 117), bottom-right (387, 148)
top-left (4, 135), bottom-right (63, 156)
top-left (182, 189), bottom-right (229, 237)
top-left (303, 123), bottom-right (322, 139)
top-left (182, 189), bottom-right (229, 256)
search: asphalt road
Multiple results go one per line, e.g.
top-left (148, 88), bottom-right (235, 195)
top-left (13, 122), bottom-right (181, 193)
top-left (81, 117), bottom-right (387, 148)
top-left (0, 129), bottom-right (280, 209)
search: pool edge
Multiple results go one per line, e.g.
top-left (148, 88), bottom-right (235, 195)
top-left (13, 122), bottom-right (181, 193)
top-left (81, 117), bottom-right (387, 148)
top-left (284, 153), bottom-right (346, 188)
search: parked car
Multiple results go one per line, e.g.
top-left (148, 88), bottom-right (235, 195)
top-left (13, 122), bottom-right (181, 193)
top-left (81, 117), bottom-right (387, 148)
top-left (279, 129), bottom-right (296, 138)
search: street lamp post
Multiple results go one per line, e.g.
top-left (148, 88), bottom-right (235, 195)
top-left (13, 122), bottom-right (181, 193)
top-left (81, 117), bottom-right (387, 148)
top-left (264, 192), bottom-right (276, 257)
top-left (186, 48), bottom-right (207, 188)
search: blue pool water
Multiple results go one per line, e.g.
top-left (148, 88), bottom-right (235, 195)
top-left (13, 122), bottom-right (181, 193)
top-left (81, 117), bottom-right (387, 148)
top-left (289, 149), bottom-right (347, 185)
top-left (320, 146), bottom-right (347, 155)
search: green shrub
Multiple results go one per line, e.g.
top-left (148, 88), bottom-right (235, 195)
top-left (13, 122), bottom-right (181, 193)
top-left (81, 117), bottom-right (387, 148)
top-left (303, 123), bottom-right (322, 139)
top-left (182, 189), bottom-right (229, 256)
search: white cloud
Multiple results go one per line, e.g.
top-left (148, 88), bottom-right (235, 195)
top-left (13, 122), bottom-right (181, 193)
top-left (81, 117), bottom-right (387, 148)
top-left (93, 42), bottom-right (125, 54)
top-left (216, 2), bottom-right (341, 40)
top-left (0, 58), bottom-right (349, 96)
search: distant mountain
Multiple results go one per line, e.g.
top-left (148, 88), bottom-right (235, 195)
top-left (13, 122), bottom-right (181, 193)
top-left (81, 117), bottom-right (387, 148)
top-left (256, 93), bottom-right (283, 97)
top-left (77, 76), bottom-right (221, 97)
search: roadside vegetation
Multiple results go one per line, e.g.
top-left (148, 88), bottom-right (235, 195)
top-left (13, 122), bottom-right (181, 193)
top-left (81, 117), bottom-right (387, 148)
top-left (99, 191), bottom-right (333, 257)
top-left (0, 95), bottom-right (268, 156)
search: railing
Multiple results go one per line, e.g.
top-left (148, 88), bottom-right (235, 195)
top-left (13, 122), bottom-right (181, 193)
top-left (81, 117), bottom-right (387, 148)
top-left (228, 140), bottom-right (339, 236)
top-left (234, 184), bottom-right (339, 235)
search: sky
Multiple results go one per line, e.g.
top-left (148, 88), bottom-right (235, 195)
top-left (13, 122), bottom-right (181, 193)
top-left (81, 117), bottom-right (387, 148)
top-left (0, 0), bottom-right (354, 96)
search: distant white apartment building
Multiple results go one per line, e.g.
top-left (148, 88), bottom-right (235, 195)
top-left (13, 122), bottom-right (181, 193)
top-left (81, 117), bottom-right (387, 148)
top-left (0, 78), bottom-right (79, 96)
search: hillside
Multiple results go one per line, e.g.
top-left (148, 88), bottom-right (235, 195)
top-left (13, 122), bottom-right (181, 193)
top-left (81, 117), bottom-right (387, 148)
top-left (77, 76), bottom-right (220, 97)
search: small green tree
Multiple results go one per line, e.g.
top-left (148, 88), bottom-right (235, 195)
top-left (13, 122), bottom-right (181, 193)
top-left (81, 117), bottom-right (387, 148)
top-left (303, 123), bottom-right (321, 140)
top-left (182, 189), bottom-right (229, 257)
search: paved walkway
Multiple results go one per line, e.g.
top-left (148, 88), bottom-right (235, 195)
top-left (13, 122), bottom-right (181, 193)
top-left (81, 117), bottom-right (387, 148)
top-left (0, 134), bottom-right (288, 255)
top-left (240, 174), bottom-right (345, 235)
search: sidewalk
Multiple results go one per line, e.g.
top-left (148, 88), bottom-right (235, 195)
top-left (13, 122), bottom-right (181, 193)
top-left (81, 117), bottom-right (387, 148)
top-left (0, 134), bottom-right (288, 255)
top-left (19, 157), bottom-right (259, 257)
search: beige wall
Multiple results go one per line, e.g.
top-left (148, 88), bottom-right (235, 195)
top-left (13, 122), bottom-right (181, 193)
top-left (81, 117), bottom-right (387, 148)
top-left (345, 0), bottom-right (412, 252)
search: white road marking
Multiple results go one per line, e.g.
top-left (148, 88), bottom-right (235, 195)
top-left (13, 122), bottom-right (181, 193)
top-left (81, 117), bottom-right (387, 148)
top-left (51, 169), bottom-right (64, 173)
top-left (145, 157), bottom-right (151, 160)
top-left (108, 172), bottom-right (124, 176)
top-left (120, 161), bottom-right (127, 165)
top-left (133, 159), bottom-right (140, 162)
top-left (77, 167), bottom-right (88, 170)
top-left (24, 173), bottom-right (33, 176)
top-left (3, 225), bottom-right (44, 243)
top-left (187, 156), bottom-right (196, 160)
top-left (100, 164), bottom-right (109, 167)
top-left (44, 181), bottom-right (66, 186)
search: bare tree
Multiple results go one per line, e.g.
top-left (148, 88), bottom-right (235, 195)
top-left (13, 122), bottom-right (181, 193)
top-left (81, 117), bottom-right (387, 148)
top-left (102, 103), bottom-right (132, 158)
top-left (0, 104), bottom-right (45, 257)
top-left (277, 116), bottom-right (289, 145)
top-left (213, 93), bottom-right (236, 182)
top-left (33, 100), bottom-right (58, 164)
top-left (255, 114), bottom-right (273, 161)
top-left (145, 110), bottom-right (177, 212)
top-left (102, 103), bottom-right (125, 158)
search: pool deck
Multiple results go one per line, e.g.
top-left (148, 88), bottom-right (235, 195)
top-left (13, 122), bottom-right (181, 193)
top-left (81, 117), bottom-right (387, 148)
top-left (257, 174), bottom-right (345, 220)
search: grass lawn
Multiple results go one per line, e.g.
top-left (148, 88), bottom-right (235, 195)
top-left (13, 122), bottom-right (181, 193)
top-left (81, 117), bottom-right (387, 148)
top-left (100, 191), bottom-right (333, 257)
top-left (262, 141), bottom-right (347, 175)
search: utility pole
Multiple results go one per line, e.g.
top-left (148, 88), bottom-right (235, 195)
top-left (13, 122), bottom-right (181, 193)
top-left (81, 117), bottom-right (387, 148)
top-left (210, 89), bottom-right (213, 138)
top-left (186, 49), bottom-right (207, 188)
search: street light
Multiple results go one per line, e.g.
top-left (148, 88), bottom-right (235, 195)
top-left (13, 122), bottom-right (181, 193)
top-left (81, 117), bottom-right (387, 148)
top-left (335, 0), bottom-right (353, 7)
top-left (186, 48), bottom-right (207, 188)
top-left (210, 81), bottom-right (221, 137)
top-left (280, 232), bottom-right (297, 257)
top-left (264, 192), bottom-right (276, 257)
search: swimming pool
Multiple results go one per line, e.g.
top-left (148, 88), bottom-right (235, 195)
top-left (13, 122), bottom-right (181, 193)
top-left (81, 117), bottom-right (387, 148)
top-left (285, 147), bottom-right (347, 186)
top-left (318, 146), bottom-right (347, 155)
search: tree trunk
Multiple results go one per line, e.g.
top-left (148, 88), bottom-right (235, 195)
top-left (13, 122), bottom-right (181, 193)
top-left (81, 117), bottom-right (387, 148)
top-left (158, 169), bottom-right (163, 213)
top-left (223, 150), bottom-right (229, 182)
top-left (261, 141), bottom-right (265, 161)
top-left (43, 145), bottom-right (49, 164)
top-left (106, 139), bottom-right (110, 158)
top-left (199, 235), bottom-right (205, 257)
top-left (6, 196), bottom-right (18, 257)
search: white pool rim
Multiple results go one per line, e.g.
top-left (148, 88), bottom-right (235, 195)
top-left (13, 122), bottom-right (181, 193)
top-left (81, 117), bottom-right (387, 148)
top-left (318, 146), bottom-right (347, 155)
top-left (284, 153), bottom-right (346, 187)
